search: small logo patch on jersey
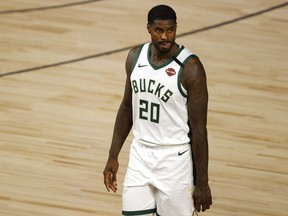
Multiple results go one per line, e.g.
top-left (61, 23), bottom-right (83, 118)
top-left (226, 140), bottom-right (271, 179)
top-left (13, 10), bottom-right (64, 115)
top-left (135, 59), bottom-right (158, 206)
top-left (178, 149), bottom-right (189, 156)
top-left (138, 63), bottom-right (148, 68)
top-left (165, 67), bottom-right (176, 76)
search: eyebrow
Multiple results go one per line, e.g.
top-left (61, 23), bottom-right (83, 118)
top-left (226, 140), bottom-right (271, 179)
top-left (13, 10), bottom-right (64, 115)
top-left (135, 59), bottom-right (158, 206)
top-left (154, 24), bottom-right (175, 29)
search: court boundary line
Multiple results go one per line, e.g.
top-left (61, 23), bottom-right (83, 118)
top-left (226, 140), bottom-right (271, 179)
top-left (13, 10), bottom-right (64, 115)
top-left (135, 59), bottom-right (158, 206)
top-left (0, 0), bottom-right (103, 15)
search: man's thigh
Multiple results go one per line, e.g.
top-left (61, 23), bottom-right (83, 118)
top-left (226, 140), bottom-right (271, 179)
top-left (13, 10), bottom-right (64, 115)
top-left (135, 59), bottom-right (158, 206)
top-left (155, 184), bottom-right (194, 216)
top-left (122, 185), bottom-right (156, 216)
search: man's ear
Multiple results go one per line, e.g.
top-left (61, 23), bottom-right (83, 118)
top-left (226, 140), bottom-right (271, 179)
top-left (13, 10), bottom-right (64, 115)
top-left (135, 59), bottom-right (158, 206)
top-left (147, 24), bottom-right (151, 33)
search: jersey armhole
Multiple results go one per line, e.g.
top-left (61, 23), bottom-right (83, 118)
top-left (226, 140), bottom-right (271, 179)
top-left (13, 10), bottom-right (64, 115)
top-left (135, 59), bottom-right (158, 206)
top-left (130, 44), bottom-right (145, 75)
top-left (177, 54), bottom-right (198, 97)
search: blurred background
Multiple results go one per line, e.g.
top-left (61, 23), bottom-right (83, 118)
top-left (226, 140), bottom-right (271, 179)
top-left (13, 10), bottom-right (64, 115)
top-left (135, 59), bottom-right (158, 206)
top-left (0, 1), bottom-right (287, 215)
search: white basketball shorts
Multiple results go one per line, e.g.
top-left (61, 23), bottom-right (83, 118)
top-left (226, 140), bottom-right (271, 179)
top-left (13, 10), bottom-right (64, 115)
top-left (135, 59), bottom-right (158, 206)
top-left (122, 140), bottom-right (195, 216)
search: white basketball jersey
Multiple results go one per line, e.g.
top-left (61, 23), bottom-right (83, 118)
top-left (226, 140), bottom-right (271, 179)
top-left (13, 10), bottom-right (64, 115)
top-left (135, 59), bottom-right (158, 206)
top-left (131, 43), bottom-right (195, 146)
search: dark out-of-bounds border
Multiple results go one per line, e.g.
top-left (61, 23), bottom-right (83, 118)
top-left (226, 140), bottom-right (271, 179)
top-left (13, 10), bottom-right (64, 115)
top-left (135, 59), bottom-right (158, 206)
top-left (0, 2), bottom-right (287, 78)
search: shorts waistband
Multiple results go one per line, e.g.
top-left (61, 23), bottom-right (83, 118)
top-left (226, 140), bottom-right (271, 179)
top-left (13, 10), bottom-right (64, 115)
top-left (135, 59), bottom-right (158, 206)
top-left (134, 139), bottom-right (190, 148)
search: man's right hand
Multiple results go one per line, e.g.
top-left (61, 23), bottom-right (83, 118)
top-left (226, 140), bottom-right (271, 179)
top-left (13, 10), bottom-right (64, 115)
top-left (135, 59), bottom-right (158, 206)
top-left (103, 157), bottom-right (119, 193)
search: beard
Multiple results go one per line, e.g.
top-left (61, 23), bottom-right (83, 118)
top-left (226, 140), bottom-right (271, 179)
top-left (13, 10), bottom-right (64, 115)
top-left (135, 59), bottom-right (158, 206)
top-left (155, 40), bottom-right (174, 53)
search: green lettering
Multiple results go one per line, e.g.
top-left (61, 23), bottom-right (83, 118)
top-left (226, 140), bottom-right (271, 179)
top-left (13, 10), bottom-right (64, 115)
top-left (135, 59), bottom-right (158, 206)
top-left (132, 80), bottom-right (138, 93)
top-left (148, 79), bottom-right (155, 93)
top-left (154, 83), bottom-right (164, 97)
top-left (161, 90), bottom-right (173, 102)
top-left (139, 79), bottom-right (146, 92)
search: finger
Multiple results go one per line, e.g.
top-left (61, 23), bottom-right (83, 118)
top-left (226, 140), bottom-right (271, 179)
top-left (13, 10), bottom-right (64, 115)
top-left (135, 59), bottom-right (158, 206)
top-left (105, 182), bottom-right (111, 192)
top-left (201, 204), bottom-right (207, 212)
top-left (104, 172), bottom-right (113, 192)
top-left (195, 205), bottom-right (201, 213)
top-left (110, 182), bottom-right (118, 193)
top-left (193, 195), bottom-right (201, 212)
top-left (202, 197), bottom-right (212, 211)
top-left (112, 171), bottom-right (117, 183)
top-left (110, 172), bottom-right (118, 193)
top-left (194, 200), bottom-right (201, 212)
top-left (109, 181), bottom-right (117, 193)
top-left (202, 203), bottom-right (212, 212)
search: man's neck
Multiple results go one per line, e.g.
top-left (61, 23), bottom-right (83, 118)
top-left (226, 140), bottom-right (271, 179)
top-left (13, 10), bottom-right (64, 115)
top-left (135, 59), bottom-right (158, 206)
top-left (150, 43), bottom-right (179, 66)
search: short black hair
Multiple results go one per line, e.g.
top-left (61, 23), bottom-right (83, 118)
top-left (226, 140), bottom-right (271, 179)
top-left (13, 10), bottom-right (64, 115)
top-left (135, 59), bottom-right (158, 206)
top-left (147, 5), bottom-right (177, 24)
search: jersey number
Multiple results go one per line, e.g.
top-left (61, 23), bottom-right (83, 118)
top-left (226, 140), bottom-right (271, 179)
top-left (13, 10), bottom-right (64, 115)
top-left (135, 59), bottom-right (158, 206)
top-left (139, 99), bottom-right (160, 123)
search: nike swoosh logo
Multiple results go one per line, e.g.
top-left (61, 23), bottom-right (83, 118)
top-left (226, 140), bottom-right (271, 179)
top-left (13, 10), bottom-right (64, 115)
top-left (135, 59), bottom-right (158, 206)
top-left (178, 149), bottom-right (189, 156)
top-left (138, 63), bottom-right (148, 68)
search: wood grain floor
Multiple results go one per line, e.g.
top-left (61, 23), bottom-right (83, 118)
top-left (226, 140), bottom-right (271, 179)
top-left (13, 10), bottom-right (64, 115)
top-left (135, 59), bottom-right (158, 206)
top-left (0, 1), bottom-right (287, 215)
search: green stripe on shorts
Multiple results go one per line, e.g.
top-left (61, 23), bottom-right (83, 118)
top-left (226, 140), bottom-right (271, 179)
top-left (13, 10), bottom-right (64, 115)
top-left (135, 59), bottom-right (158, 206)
top-left (122, 208), bottom-right (156, 215)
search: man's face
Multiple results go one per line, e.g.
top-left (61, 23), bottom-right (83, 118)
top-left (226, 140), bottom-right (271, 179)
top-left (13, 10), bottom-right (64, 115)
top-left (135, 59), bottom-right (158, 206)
top-left (147, 19), bottom-right (177, 53)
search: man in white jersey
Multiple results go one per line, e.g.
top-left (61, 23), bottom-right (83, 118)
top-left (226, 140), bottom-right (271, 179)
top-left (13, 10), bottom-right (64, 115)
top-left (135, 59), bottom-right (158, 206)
top-left (103, 5), bottom-right (212, 216)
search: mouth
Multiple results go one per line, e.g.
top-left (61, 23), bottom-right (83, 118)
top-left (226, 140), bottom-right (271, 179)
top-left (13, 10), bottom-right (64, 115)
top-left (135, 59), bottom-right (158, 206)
top-left (159, 41), bottom-right (171, 49)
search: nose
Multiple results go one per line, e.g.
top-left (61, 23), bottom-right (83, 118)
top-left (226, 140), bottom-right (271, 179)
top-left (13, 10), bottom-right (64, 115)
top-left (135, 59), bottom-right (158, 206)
top-left (161, 31), bottom-right (168, 40)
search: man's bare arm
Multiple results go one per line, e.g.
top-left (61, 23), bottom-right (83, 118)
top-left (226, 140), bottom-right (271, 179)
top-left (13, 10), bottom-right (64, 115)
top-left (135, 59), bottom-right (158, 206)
top-left (103, 47), bottom-right (139, 192)
top-left (182, 56), bottom-right (212, 212)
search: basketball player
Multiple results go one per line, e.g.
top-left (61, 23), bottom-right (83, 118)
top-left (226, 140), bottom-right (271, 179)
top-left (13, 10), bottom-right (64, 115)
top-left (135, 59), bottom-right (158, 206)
top-left (103, 5), bottom-right (212, 216)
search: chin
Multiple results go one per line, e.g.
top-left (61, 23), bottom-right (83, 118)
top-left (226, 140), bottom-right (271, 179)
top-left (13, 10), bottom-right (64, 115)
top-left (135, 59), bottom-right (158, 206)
top-left (159, 48), bottom-right (170, 53)
top-left (156, 45), bottom-right (171, 53)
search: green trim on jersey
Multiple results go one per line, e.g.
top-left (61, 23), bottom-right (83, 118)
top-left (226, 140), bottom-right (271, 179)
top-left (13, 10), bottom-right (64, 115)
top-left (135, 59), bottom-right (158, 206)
top-left (122, 208), bottom-right (157, 215)
top-left (130, 44), bottom-right (145, 74)
top-left (178, 69), bottom-right (187, 98)
top-left (177, 54), bottom-right (198, 97)
top-left (147, 43), bottom-right (185, 70)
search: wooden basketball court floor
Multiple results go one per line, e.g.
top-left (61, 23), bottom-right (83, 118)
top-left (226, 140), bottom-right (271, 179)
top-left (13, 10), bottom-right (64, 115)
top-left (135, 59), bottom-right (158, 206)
top-left (0, 0), bottom-right (287, 215)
